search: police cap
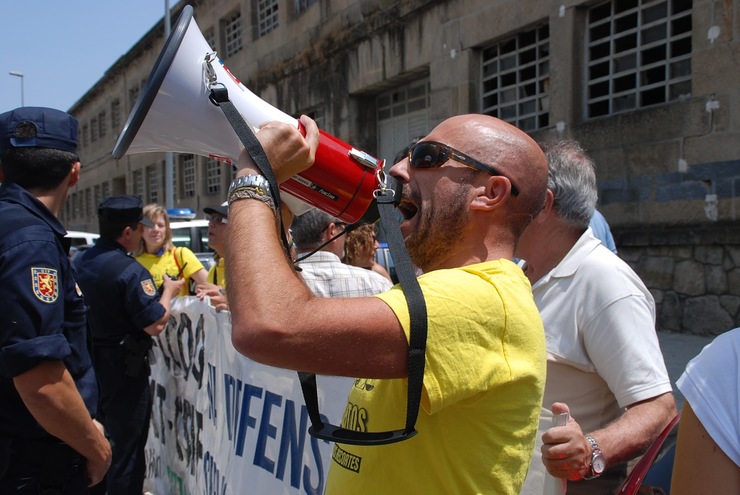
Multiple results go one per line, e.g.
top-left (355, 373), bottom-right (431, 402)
top-left (98, 195), bottom-right (153, 227)
top-left (0, 106), bottom-right (78, 153)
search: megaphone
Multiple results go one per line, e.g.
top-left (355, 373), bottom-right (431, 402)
top-left (113, 4), bottom-right (386, 223)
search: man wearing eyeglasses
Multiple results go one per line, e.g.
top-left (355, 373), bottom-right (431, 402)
top-left (516, 140), bottom-right (676, 495)
top-left (195, 202), bottom-right (230, 312)
top-left (225, 114), bottom-right (550, 494)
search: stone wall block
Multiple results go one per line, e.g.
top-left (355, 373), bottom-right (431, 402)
top-left (659, 291), bottom-right (682, 333)
top-left (673, 260), bottom-right (706, 296)
top-left (728, 268), bottom-right (740, 295)
top-left (719, 295), bottom-right (740, 321)
top-left (639, 256), bottom-right (675, 290)
top-left (727, 246), bottom-right (740, 267)
top-left (682, 296), bottom-right (734, 336)
top-left (694, 245), bottom-right (725, 265)
top-left (705, 264), bottom-right (729, 294)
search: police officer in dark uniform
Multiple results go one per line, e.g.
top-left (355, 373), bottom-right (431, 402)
top-left (0, 107), bottom-right (112, 493)
top-left (75, 195), bottom-right (183, 495)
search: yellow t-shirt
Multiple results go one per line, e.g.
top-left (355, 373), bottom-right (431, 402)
top-left (325, 260), bottom-right (546, 495)
top-left (207, 257), bottom-right (226, 290)
top-left (135, 247), bottom-right (205, 297)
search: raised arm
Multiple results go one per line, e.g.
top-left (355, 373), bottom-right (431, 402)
top-left (225, 117), bottom-right (408, 378)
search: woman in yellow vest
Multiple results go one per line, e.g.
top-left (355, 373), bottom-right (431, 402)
top-left (135, 203), bottom-right (208, 296)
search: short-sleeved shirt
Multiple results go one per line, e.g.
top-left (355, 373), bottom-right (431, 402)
top-left (76, 239), bottom-right (165, 345)
top-left (325, 260), bottom-right (546, 495)
top-left (677, 328), bottom-right (740, 466)
top-left (0, 183), bottom-right (98, 438)
top-left (207, 256), bottom-right (226, 289)
top-left (296, 250), bottom-right (392, 297)
top-left (135, 246), bottom-right (204, 296)
top-left (521, 230), bottom-right (672, 495)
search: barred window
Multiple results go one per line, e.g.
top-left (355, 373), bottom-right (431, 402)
top-left (129, 86), bottom-right (140, 112)
top-left (148, 165), bottom-right (159, 204)
top-left (133, 170), bottom-right (145, 198)
top-left (224, 11), bottom-right (243, 57)
top-left (206, 158), bottom-right (222, 195)
top-left (295, 0), bottom-right (317, 15)
top-left (85, 189), bottom-right (92, 218)
top-left (98, 111), bottom-right (107, 139)
top-left (586, 0), bottom-right (692, 118)
top-left (90, 117), bottom-right (99, 142)
top-left (93, 185), bottom-right (101, 212)
top-left (111, 99), bottom-right (121, 130)
top-left (204, 27), bottom-right (216, 51)
top-left (257, 0), bottom-right (279, 37)
top-left (481, 24), bottom-right (550, 132)
top-left (102, 181), bottom-right (110, 201)
top-left (183, 155), bottom-right (196, 197)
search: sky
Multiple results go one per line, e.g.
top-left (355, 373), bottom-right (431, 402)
top-left (1, 1), bottom-right (179, 113)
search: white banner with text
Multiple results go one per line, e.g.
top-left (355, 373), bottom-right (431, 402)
top-left (145, 297), bottom-right (352, 495)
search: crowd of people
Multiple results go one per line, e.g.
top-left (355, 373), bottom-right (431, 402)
top-left (0, 104), bottom-right (737, 494)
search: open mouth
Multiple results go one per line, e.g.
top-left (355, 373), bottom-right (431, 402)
top-left (397, 198), bottom-right (418, 221)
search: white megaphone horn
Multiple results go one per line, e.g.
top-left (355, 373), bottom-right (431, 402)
top-left (113, 4), bottom-right (386, 223)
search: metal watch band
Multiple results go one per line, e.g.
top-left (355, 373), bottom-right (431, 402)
top-left (228, 174), bottom-right (271, 196)
top-left (583, 434), bottom-right (605, 480)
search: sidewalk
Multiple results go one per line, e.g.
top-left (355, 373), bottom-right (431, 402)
top-left (657, 331), bottom-right (714, 408)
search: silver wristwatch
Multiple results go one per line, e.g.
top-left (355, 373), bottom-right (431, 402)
top-left (228, 174), bottom-right (271, 196)
top-left (583, 434), bottom-right (606, 480)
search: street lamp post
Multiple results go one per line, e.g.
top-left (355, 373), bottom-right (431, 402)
top-left (8, 71), bottom-right (25, 106)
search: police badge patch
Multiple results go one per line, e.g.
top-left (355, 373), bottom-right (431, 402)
top-left (141, 279), bottom-right (157, 296)
top-left (32, 267), bottom-right (58, 303)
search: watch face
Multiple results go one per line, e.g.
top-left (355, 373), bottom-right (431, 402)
top-left (592, 455), bottom-right (606, 474)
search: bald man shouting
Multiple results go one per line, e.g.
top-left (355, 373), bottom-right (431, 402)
top-left (225, 114), bottom-right (549, 495)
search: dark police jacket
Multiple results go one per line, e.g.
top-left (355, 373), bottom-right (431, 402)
top-left (75, 239), bottom-right (165, 348)
top-left (0, 183), bottom-right (98, 439)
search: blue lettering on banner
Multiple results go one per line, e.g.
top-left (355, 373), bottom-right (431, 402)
top-left (203, 451), bottom-right (228, 495)
top-left (254, 390), bottom-right (282, 472)
top-left (223, 373), bottom-right (264, 457)
top-left (220, 373), bottom-right (330, 494)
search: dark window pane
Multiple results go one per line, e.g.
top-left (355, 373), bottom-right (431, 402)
top-left (642, 45), bottom-right (666, 65)
top-left (615, 33), bottom-right (637, 53)
top-left (642, 2), bottom-right (668, 24)
top-left (613, 54), bottom-right (636, 73)
top-left (614, 93), bottom-right (636, 111)
top-left (641, 87), bottom-right (666, 106)
top-left (670, 36), bottom-right (691, 57)
top-left (613, 73), bottom-right (636, 93)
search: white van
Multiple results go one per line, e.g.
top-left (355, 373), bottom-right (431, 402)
top-left (66, 230), bottom-right (99, 247)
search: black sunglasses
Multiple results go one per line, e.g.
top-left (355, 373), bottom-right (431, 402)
top-left (408, 141), bottom-right (519, 196)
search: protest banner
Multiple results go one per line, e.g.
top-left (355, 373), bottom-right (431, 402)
top-left (145, 297), bottom-right (353, 494)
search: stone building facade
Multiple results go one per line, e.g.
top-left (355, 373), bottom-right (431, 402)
top-left (65, 0), bottom-right (740, 336)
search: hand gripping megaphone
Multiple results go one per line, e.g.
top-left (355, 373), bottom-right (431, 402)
top-left (112, 4), bottom-right (387, 223)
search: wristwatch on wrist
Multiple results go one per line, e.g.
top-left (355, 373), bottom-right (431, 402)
top-left (583, 434), bottom-right (606, 480)
top-left (228, 174), bottom-right (271, 196)
top-left (227, 174), bottom-right (276, 210)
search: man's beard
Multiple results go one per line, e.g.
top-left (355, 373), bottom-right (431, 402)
top-left (405, 187), bottom-right (470, 272)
